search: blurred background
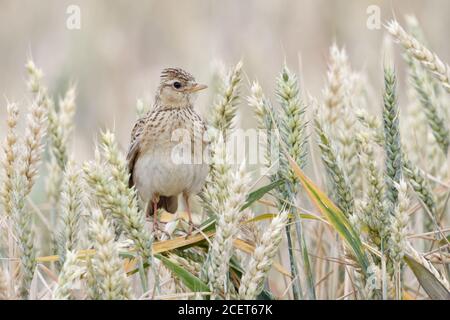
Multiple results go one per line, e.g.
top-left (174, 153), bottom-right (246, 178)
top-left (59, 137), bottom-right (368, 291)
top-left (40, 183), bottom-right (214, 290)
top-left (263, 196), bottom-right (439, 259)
top-left (0, 0), bottom-right (449, 161)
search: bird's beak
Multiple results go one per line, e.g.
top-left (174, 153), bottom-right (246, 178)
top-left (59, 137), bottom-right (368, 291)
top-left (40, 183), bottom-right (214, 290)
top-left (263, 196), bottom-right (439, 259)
top-left (187, 83), bottom-right (208, 93)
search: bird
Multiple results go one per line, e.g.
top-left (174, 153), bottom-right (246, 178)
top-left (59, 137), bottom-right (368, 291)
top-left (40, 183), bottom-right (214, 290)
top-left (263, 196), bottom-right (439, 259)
top-left (127, 67), bottom-right (209, 237)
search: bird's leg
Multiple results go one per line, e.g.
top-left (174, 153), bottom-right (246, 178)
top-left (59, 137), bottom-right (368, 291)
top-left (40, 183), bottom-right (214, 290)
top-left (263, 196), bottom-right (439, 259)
top-left (149, 195), bottom-right (170, 239)
top-left (149, 195), bottom-right (162, 237)
top-left (183, 192), bottom-right (194, 237)
top-left (153, 199), bottom-right (158, 232)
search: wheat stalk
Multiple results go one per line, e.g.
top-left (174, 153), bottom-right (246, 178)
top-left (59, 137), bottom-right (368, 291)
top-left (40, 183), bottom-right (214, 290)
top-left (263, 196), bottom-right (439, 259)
top-left (275, 65), bottom-right (311, 299)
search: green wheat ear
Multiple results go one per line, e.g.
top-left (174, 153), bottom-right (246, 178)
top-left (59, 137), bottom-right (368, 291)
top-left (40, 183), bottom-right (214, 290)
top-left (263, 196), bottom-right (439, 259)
top-left (382, 67), bottom-right (403, 217)
top-left (315, 118), bottom-right (354, 217)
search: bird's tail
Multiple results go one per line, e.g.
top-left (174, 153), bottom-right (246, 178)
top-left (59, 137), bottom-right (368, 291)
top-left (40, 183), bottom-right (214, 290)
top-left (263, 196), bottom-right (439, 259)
top-left (147, 196), bottom-right (178, 216)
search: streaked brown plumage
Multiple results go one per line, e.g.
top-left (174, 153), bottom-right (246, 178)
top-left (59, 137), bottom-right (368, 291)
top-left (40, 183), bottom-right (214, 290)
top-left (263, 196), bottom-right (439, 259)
top-left (127, 68), bottom-right (209, 235)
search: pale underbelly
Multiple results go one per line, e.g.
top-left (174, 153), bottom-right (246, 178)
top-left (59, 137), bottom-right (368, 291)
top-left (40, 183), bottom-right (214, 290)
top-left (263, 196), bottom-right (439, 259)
top-left (133, 150), bottom-right (209, 203)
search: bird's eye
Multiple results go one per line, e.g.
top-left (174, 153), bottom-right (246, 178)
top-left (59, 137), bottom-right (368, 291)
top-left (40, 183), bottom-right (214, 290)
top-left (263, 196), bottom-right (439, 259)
top-left (173, 81), bottom-right (182, 89)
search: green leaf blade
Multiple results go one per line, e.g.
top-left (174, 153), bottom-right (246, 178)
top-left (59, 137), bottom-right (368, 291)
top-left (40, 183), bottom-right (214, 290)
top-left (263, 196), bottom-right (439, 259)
top-left (404, 254), bottom-right (450, 300)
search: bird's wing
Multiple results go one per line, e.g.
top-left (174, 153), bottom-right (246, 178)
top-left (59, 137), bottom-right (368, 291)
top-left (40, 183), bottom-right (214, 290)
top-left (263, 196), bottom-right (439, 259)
top-left (126, 116), bottom-right (147, 188)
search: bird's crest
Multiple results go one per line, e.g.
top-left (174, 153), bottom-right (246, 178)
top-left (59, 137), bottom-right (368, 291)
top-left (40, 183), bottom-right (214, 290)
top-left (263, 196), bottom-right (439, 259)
top-left (160, 67), bottom-right (195, 83)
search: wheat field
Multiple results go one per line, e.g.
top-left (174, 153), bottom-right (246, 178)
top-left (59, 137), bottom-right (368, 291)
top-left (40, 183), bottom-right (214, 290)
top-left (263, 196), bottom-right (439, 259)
top-left (0, 2), bottom-right (450, 300)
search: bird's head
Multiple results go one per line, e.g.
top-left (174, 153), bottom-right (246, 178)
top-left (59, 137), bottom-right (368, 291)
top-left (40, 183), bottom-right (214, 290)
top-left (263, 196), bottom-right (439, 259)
top-left (156, 67), bottom-right (207, 108)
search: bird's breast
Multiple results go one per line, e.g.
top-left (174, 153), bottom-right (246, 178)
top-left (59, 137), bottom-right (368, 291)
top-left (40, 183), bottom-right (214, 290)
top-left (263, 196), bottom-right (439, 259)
top-left (133, 107), bottom-right (209, 202)
top-left (133, 140), bottom-right (209, 202)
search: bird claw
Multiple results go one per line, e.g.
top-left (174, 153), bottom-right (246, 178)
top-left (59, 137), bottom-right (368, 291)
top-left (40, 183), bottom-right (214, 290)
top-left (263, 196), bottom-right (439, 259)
top-left (184, 220), bottom-right (197, 239)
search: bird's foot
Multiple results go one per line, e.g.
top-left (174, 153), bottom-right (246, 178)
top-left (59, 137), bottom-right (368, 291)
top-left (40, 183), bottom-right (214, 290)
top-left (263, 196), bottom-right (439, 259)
top-left (184, 220), bottom-right (198, 239)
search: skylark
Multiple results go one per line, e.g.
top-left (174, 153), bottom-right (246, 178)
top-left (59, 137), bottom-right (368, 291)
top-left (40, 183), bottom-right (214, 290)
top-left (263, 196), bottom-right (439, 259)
top-left (127, 68), bottom-right (209, 236)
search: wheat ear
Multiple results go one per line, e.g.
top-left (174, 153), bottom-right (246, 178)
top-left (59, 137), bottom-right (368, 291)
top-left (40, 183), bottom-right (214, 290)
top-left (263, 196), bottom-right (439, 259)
top-left (387, 20), bottom-right (450, 93)
top-left (239, 210), bottom-right (288, 299)
top-left (89, 209), bottom-right (133, 299)
top-left (53, 251), bottom-right (82, 300)
top-left (211, 61), bottom-right (243, 136)
top-left (203, 163), bottom-right (251, 298)
top-left (1, 103), bottom-right (19, 218)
